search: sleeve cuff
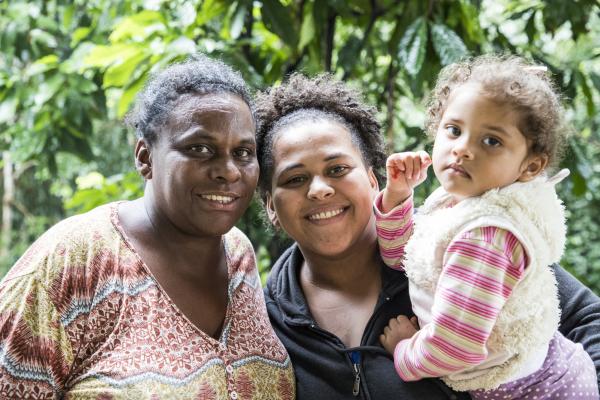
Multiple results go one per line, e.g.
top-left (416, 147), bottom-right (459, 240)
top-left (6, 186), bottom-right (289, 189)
top-left (373, 191), bottom-right (414, 218)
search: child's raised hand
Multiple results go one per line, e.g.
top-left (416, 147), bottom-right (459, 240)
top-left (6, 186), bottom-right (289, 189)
top-left (382, 151), bottom-right (432, 212)
top-left (379, 315), bottom-right (419, 354)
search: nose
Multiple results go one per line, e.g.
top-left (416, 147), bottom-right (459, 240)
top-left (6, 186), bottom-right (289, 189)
top-left (451, 136), bottom-right (474, 160)
top-left (209, 156), bottom-right (241, 183)
top-left (307, 176), bottom-right (334, 200)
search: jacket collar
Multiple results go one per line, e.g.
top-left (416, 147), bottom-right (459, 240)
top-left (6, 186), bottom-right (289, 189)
top-left (266, 243), bottom-right (408, 327)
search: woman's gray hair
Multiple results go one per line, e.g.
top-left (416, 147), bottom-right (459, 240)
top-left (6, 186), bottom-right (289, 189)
top-left (125, 54), bottom-right (252, 145)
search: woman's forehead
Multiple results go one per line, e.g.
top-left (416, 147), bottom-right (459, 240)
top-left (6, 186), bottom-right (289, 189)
top-left (271, 120), bottom-right (361, 169)
top-left (166, 92), bottom-right (253, 131)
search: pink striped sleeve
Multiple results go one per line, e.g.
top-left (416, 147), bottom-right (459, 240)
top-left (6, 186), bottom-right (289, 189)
top-left (374, 191), bottom-right (414, 271)
top-left (394, 227), bottom-right (527, 381)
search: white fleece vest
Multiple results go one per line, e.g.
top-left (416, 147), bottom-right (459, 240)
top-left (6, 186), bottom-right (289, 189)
top-left (404, 171), bottom-right (568, 391)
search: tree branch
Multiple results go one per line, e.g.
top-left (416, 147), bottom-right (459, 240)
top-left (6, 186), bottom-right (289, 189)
top-left (324, 9), bottom-right (337, 72)
top-left (384, 60), bottom-right (398, 150)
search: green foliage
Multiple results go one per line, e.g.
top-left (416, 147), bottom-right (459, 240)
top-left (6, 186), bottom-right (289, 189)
top-left (1, 0), bottom-right (600, 294)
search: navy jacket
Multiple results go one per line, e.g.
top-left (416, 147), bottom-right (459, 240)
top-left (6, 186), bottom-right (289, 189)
top-left (265, 244), bottom-right (600, 400)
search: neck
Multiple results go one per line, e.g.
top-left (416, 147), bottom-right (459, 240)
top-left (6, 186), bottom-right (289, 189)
top-left (299, 227), bottom-right (381, 292)
top-left (140, 194), bottom-right (224, 277)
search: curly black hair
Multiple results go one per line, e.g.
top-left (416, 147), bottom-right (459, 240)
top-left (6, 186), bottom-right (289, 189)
top-left (255, 73), bottom-right (386, 201)
top-left (426, 54), bottom-right (569, 169)
top-left (125, 54), bottom-right (253, 146)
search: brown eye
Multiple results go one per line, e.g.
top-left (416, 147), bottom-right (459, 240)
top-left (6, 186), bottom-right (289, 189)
top-left (329, 165), bottom-right (349, 176)
top-left (284, 175), bottom-right (307, 186)
top-left (446, 126), bottom-right (461, 137)
top-left (233, 148), bottom-right (254, 158)
top-left (189, 144), bottom-right (211, 153)
top-left (482, 137), bottom-right (502, 147)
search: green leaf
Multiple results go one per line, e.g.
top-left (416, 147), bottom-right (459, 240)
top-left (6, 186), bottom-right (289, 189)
top-left (230, 2), bottom-right (247, 40)
top-left (571, 168), bottom-right (587, 197)
top-left (25, 54), bottom-right (59, 77)
top-left (71, 27), bottom-right (92, 47)
top-left (337, 34), bottom-right (362, 73)
top-left (33, 74), bottom-right (64, 107)
top-left (398, 17), bottom-right (427, 76)
top-left (260, 0), bottom-right (299, 48)
top-left (458, 0), bottom-right (485, 43)
top-left (588, 73), bottom-right (600, 97)
top-left (118, 74), bottom-right (148, 118)
top-left (298, 2), bottom-right (316, 50)
top-left (326, 0), bottom-right (353, 17)
top-left (62, 5), bottom-right (75, 31)
top-left (29, 28), bottom-right (58, 49)
top-left (430, 23), bottom-right (468, 65)
top-left (84, 44), bottom-right (143, 69)
top-left (165, 37), bottom-right (197, 57)
top-left (196, 0), bottom-right (228, 25)
top-left (577, 72), bottom-right (595, 117)
top-left (109, 11), bottom-right (166, 43)
top-left (104, 50), bottom-right (147, 88)
top-left (0, 95), bottom-right (17, 124)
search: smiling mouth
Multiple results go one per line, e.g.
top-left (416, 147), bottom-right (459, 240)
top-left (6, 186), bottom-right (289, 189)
top-left (307, 208), bottom-right (346, 221)
top-left (199, 194), bottom-right (237, 204)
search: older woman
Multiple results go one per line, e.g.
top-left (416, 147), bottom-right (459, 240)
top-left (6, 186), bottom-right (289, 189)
top-left (255, 74), bottom-right (600, 399)
top-left (0, 56), bottom-right (294, 399)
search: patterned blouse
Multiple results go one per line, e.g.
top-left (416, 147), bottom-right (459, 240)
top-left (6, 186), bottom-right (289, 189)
top-left (0, 202), bottom-right (294, 400)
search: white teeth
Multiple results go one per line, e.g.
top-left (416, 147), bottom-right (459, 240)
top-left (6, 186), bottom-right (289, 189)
top-left (308, 208), bottom-right (344, 221)
top-left (201, 194), bottom-right (235, 204)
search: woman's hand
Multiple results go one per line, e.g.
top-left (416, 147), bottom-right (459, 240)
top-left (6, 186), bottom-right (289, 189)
top-left (379, 315), bottom-right (419, 354)
top-left (382, 151), bottom-right (431, 213)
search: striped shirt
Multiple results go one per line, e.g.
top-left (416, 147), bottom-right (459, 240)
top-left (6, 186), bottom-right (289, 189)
top-left (374, 193), bottom-right (527, 381)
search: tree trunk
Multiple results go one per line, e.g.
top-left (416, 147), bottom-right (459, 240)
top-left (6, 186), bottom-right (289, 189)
top-left (1, 151), bottom-right (13, 261)
top-left (324, 10), bottom-right (336, 72)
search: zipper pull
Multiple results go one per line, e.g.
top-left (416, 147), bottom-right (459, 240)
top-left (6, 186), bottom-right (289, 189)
top-left (350, 351), bottom-right (361, 396)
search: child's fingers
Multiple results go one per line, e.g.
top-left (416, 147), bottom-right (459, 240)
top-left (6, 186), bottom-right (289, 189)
top-left (409, 316), bottom-right (420, 329)
top-left (386, 154), bottom-right (407, 180)
top-left (416, 151), bottom-right (432, 181)
top-left (418, 150), bottom-right (432, 166)
top-left (404, 158), bottom-right (414, 180)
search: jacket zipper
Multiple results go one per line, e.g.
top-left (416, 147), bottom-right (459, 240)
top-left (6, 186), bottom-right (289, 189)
top-left (350, 351), bottom-right (361, 396)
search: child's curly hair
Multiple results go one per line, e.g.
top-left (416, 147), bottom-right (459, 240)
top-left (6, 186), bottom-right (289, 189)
top-left (425, 55), bottom-right (569, 169)
top-left (255, 73), bottom-right (386, 201)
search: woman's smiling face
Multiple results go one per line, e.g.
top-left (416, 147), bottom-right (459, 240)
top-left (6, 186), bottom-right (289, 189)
top-left (144, 92), bottom-right (259, 237)
top-left (266, 118), bottom-right (379, 259)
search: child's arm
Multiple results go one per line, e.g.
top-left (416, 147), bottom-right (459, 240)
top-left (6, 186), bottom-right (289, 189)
top-left (380, 227), bottom-right (527, 381)
top-left (374, 152), bottom-right (431, 270)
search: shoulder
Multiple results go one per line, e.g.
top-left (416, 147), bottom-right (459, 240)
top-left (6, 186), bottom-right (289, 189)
top-left (452, 226), bottom-right (527, 275)
top-left (2, 203), bottom-right (118, 282)
top-left (224, 226), bottom-right (257, 274)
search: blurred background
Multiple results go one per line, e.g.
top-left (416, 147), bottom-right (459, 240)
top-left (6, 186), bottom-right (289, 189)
top-left (1, 0), bottom-right (599, 293)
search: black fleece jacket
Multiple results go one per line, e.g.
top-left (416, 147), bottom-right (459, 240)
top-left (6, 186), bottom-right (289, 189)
top-left (264, 244), bottom-right (600, 400)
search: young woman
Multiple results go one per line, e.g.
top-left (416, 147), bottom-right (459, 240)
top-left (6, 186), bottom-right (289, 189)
top-left (255, 73), bottom-right (600, 399)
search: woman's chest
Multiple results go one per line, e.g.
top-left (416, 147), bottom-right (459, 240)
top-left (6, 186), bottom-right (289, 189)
top-left (65, 281), bottom-right (293, 399)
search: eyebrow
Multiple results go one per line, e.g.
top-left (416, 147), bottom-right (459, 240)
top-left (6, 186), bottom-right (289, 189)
top-left (174, 128), bottom-right (256, 145)
top-left (444, 117), bottom-right (512, 137)
top-left (277, 153), bottom-right (346, 175)
top-left (482, 124), bottom-right (510, 136)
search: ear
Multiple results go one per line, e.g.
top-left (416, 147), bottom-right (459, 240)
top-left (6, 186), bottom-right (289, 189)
top-left (518, 154), bottom-right (548, 182)
top-left (367, 167), bottom-right (380, 192)
top-left (265, 192), bottom-right (279, 228)
top-left (135, 138), bottom-right (152, 179)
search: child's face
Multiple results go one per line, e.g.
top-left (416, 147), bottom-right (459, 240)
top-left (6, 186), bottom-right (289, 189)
top-left (432, 82), bottom-right (547, 202)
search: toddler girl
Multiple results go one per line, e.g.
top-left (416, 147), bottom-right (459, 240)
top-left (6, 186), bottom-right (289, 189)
top-left (376, 55), bottom-right (598, 399)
